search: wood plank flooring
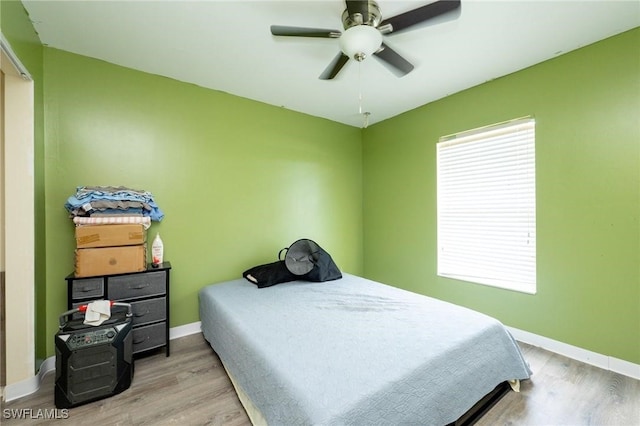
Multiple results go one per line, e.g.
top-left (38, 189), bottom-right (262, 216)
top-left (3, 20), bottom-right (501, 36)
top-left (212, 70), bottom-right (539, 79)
top-left (476, 343), bottom-right (640, 426)
top-left (2, 333), bottom-right (639, 425)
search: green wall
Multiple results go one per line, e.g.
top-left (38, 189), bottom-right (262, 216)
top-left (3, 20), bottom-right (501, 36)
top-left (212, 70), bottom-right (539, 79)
top-left (42, 48), bottom-right (363, 356)
top-left (1, 0), bottom-right (47, 365)
top-left (363, 28), bottom-right (640, 364)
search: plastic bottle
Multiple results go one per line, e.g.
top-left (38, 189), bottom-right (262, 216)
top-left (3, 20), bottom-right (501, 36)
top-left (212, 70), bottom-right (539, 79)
top-left (151, 233), bottom-right (164, 265)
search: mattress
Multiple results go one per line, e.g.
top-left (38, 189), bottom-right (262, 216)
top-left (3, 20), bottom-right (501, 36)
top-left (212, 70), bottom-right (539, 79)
top-left (199, 273), bottom-right (531, 425)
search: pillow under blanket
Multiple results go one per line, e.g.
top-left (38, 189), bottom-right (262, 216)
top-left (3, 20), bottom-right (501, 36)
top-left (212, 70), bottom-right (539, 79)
top-left (242, 261), bottom-right (298, 288)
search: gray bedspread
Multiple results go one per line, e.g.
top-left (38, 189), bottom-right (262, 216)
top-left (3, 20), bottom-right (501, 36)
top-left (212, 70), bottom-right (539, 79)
top-left (199, 273), bottom-right (531, 425)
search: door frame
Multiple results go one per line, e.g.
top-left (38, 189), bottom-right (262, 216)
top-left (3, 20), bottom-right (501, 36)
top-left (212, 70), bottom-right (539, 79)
top-left (1, 33), bottom-right (35, 401)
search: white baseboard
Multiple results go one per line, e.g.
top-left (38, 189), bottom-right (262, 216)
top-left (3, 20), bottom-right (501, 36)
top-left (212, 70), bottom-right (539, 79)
top-left (507, 326), bottom-right (640, 380)
top-left (5, 322), bottom-right (638, 402)
top-left (4, 356), bottom-right (55, 402)
top-left (169, 321), bottom-right (201, 340)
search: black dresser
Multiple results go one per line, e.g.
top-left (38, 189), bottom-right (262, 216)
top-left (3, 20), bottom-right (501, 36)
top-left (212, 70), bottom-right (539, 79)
top-left (65, 262), bottom-right (171, 356)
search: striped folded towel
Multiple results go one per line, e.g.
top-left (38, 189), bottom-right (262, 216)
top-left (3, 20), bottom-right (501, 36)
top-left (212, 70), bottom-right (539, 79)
top-left (73, 215), bottom-right (151, 229)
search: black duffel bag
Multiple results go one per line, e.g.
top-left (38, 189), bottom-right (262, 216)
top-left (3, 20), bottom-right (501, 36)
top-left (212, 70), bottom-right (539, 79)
top-left (242, 260), bottom-right (297, 289)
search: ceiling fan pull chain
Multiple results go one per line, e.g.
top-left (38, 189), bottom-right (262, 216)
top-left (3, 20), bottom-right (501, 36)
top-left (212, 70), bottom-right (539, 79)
top-left (358, 60), bottom-right (363, 114)
top-left (357, 61), bottom-right (371, 128)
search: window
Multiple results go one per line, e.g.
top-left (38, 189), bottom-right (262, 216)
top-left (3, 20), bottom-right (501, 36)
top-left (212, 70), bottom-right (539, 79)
top-left (437, 117), bottom-right (536, 294)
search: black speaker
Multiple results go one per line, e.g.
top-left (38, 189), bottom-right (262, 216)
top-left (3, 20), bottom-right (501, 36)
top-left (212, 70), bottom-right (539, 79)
top-left (55, 302), bottom-right (134, 409)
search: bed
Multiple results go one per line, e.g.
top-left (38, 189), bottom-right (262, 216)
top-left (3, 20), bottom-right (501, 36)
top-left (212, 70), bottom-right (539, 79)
top-left (199, 273), bottom-right (531, 425)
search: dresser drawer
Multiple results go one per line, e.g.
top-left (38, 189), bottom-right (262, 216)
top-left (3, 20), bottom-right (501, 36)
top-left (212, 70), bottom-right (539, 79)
top-left (70, 278), bottom-right (104, 300)
top-left (108, 271), bottom-right (166, 300)
top-left (66, 262), bottom-right (172, 357)
top-left (130, 297), bottom-right (166, 326)
top-left (132, 322), bottom-right (166, 353)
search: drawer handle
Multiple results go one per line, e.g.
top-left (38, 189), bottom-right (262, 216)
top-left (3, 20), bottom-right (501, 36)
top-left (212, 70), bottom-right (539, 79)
top-left (131, 283), bottom-right (150, 290)
top-left (134, 310), bottom-right (150, 317)
top-left (79, 286), bottom-right (96, 292)
top-left (133, 336), bottom-right (150, 344)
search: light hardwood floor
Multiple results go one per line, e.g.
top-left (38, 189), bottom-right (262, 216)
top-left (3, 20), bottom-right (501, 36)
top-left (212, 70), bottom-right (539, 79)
top-left (2, 333), bottom-right (639, 425)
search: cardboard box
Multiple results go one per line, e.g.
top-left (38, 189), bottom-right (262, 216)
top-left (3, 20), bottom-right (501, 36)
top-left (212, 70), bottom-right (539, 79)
top-left (75, 224), bottom-right (146, 248)
top-left (75, 245), bottom-right (146, 277)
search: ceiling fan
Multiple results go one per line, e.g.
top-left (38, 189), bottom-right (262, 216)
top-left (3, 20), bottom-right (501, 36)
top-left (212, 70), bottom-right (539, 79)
top-left (270, 0), bottom-right (462, 80)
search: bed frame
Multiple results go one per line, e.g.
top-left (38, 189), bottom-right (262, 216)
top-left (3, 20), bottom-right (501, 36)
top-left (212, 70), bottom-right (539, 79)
top-left (448, 381), bottom-right (511, 426)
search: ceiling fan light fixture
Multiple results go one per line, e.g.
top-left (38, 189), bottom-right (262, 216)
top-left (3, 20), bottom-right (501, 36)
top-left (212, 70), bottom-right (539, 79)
top-left (339, 25), bottom-right (382, 61)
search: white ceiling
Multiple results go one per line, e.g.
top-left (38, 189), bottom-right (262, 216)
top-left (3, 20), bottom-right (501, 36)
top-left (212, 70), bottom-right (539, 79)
top-left (22, 0), bottom-right (639, 127)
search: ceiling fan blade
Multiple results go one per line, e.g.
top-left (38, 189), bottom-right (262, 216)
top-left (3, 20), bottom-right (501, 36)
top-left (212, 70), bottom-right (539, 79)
top-left (379, 0), bottom-right (461, 34)
top-left (345, 0), bottom-right (370, 23)
top-left (373, 43), bottom-right (414, 77)
top-left (319, 52), bottom-right (350, 80)
top-left (270, 25), bottom-right (341, 38)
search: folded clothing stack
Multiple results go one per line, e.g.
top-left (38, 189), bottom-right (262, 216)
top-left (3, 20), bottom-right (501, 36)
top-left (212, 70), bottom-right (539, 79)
top-left (65, 185), bottom-right (164, 224)
top-left (66, 186), bottom-right (164, 277)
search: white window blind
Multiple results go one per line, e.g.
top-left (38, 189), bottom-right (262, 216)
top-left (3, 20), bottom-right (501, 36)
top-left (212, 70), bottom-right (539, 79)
top-left (437, 118), bottom-right (536, 294)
